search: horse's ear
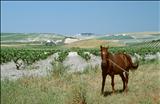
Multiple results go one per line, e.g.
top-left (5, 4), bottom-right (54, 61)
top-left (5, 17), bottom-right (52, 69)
top-left (107, 46), bottom-right (109, 49)
top-left (100, 45), bottom-right (102, 49)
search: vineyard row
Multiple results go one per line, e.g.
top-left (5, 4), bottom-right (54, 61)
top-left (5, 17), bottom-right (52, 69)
top-left (1, 46), bottom-right (160, 69)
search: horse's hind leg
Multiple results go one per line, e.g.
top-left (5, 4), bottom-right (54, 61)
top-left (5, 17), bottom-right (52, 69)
top-left (125, 73), bottom-right (129, 92)
top-left (120, 74), bottom-right (126, 91)
top-left (111, 75), bottom-right (115, 93)
top-left (101, 74), bottom-right (107, 95)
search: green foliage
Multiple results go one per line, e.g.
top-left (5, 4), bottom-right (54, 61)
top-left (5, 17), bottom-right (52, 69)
top-left (1, 40), bottom-right (160, 67)
top-left (55, 50), bottom-right (69, 62)
top-left (89, 49), bottom-right (100, 56)
top-left (77, 50), bottom-right (91, 61)
top-left (1, 48), bottom-right (57, 69)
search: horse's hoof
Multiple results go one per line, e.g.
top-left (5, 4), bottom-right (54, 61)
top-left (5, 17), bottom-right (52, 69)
top-left (101, 92), bottom-right (104, 95)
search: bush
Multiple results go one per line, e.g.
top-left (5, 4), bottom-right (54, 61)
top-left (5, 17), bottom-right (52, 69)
top-left (77, 50), bottom-right (91, 61)
top-left (55, 51), bottom-right (69, 62)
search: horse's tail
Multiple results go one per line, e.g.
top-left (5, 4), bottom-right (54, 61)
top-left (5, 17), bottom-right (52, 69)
top-left (125, 54), bottom-right (139, 70)
top-left (131, 62), bottom-right (139, 69)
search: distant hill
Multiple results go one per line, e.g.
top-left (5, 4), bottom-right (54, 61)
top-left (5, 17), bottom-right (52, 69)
top-left (97, 35), bottom-right (134, 40)
top-left (1, 33), bottom-right (66, 43)
top-left (1, 32), bottom-right (160, 48)
top-left (96, 32), bottom-right (160, 44)
top-left (79, 33), bottom-right (95, 36)
top-left (128, 39), bottom-right (160, 47)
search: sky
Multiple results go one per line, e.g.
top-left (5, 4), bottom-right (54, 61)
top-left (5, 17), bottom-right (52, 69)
top-left (1, 1), bottom-right (160, 35)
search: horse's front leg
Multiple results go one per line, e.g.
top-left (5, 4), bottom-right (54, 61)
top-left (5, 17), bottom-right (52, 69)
top-left (101, 74), bottom-right (107, 95)
top-left (111, 75), bottom-right (115, 93)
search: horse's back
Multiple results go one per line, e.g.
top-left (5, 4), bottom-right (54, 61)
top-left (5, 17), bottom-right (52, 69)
top-left (112, 53), bottom-right (129, 65)
top-left (111, 53), bottom-right (131, 73)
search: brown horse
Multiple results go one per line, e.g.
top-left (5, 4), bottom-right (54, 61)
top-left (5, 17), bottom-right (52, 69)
top-left (100, 45), bottom-right (139, 95)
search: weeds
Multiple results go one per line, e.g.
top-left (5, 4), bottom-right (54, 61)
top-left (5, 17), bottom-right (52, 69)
top-left (80, 64), bottom-right (99, 74)
top-left (50, 61), bottom-right (70, 78)
top-left (69, 81), bottom-right (87, 104)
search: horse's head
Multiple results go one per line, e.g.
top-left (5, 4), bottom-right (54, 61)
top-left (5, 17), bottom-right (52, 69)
top-left (100, 45), bottom-right (109, 63)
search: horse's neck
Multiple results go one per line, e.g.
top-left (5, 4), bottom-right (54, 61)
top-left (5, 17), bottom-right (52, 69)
top-left (108, 52), bottom-right (113, 59)
top-left (108, 53), bottom-right (118, 63)
top-left (102, 52), bottom-right (113, 62)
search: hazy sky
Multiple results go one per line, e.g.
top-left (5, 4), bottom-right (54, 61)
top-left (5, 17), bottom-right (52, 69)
top-left (1, 1), bottom-right (160, 34)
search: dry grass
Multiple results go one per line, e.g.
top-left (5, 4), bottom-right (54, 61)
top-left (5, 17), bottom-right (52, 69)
top-left (64, 39), bottom-right (124, 48)
top-left (1, 63), bottom-right (160, 104)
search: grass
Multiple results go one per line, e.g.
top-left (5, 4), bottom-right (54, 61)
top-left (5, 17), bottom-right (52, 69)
top-left (1, 62), bottom-right (160, 104)
top-left (50, 61), bottom-right (70, 78)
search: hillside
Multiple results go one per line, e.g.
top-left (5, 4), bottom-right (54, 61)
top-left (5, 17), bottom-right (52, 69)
top-left (1, 33), bottom-right (65, 43)
top-left (97, 35), bottom-right (134, 40)
top-left (128, 39), bottom-right (160, 47)
top-left (96, 32), bottom-right (160, 45)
